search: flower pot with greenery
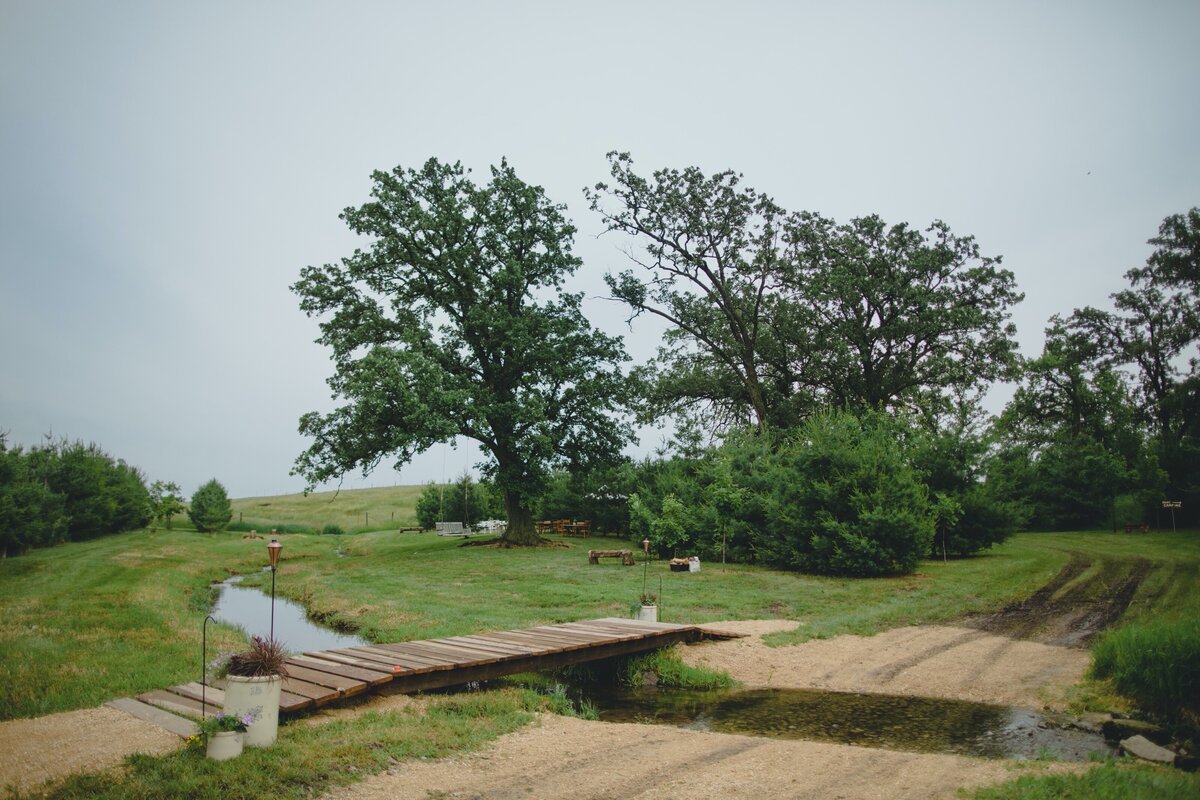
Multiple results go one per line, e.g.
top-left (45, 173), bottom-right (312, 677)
top-left (637, 592), bottom-right (658, 623)
top-left (219, 636), bottom-right (289, 747)
top-left (199, 709), bottom-right (256, 761)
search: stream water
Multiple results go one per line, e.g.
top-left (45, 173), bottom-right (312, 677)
top-left (578, 684), bottom-right (1115, 761)
top-left (210, 575), bottom-right (368, 653)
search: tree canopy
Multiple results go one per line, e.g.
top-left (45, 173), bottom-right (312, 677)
top-left (587, 153), bottom-right (1022, 432)
top-left (293, 158), bottom-right (633, 545)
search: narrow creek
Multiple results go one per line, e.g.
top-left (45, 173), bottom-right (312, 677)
top-left (209, 575), bottom-right (368, 653)
top-left (577, 684), bottom-right (1115, 761)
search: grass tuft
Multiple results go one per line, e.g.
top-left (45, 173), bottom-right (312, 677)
top-left (1090, 616), bottom-right (1200, 723)
top-left (969, 761), bottom-right (1200, 800)
top-left (619, 646), bottom-right (735, 690)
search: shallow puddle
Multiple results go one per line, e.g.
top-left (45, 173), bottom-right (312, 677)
top-left (583, 685), bottom-right (1114, 761)
top-left (210, 576), bottom-right (368, 653)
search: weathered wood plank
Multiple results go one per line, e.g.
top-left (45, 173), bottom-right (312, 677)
top-left (514, 627), bottom-right (619, 647)
top-left (389, 639), bottom-right (503, 665)
top-left (543, 622), bottom-right (647, 640)
top-left (167, 681), bottom-right (225, 707)
top-left (283, 663), bottom-right (370, 696)
top-left (479, 631), bottom-right (570, 653)
top-left (278, 675), bottom-right (344, 704)
top-left (374, 641), bottom-right (478, 663)
top-left (317, 649), bottom-right (411, 673)
top-left (139, 689), bottom-right (221, 718)
top-left (500, 625), bottom-right (611, 644)
top-left (440, 635), bottom-right (542, 657)
top-left (593, 617), bottom-right (690, 632)
top-left (349, 644), bottom-right (456, 667)
top-left (540, 621), bottom-right (635, 639)
top-left (360, 645), bottom-right (457, 670)
top-left (106, 697), bottom-right (198, 738)
top-left (288, 654), bottom-right (394, 686)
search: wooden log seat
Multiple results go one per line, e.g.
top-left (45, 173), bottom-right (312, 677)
top-left (588, 549), bottom-right (635, 566)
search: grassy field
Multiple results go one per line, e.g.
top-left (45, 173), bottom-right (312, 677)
top-left (2, 493), bottom-right (1197, 798)
top-left (229, 485), bottom-right (425, 533)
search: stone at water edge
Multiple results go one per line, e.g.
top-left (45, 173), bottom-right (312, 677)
top-left (1120, 735), bottom-right (1178, 766)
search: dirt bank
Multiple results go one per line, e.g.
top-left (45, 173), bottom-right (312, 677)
top-left (679, 621), bottom-right (1090, 709)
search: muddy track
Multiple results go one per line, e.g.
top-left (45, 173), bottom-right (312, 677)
top-left (966, 552), bottom-right (1153, 647)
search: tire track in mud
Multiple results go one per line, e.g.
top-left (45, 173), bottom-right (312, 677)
top-left (965, 552), bottom-right (1153, 648)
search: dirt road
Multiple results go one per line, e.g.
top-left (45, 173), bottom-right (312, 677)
top-left (322, 712), bottom-right (1040, 800)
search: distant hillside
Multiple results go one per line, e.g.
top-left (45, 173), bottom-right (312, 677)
top-left (230, 485), bottom-right (425, 532)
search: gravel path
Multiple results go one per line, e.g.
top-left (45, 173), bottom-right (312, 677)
top-left (0, 706), bottom-right (180, 796)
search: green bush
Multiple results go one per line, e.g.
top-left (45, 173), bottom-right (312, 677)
top-left (0, 435), bottom-right (150, 556)
top-left (752, 411), bottom-right (934, 576)
top-left (909, 420), bottom-right (1019, 556)
top-left (188, 478), bottom-right (233, 532)
top-left (1090, 616), bottom-right (1200, 723)
top-left (321, 523), bottom-right (345, 536)
top-left (936, 484), bottom-right (1021, 557)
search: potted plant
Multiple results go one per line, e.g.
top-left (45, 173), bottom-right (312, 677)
top-left (219, 636), bottom-right (289, 747)
top-left (198, 708), bottom-right (257, 761)
top-left (637, 592), bottom-right (658, 623)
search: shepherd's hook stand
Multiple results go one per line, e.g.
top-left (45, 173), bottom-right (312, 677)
top-left (201, 614), bottom-right (217, 720)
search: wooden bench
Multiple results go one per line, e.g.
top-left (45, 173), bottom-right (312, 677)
top-left (588, 549), bottom-right (634, 566)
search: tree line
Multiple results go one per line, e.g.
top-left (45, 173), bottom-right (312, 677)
top-left (0, 432), bottom-right (238, 556)
top-left (0, 437), bottom-right (152, 557)
top-left (293, 154), bottom-right (1196, 574)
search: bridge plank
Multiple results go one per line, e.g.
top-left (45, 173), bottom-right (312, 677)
top-left (288, 655), bottom-right (394, 686)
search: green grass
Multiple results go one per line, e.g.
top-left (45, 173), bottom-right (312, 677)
top-left (968, 761), bottom-right (1200, 800)
top-left (1090, 616), bottom-right (1200, 723)
top-left (229, 485), bottom-right (425, 534)
top-left (0, 526), bottom-right (257, 718)
top-left (618, 647), bottom-right (736, 690)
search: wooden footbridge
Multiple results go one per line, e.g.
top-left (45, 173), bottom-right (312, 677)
top-left (125, 618), bottom-right (738, 723)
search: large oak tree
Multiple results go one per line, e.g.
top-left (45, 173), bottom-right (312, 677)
top-left (587, 154), bottom-right (1022, 432)
top-left (293, 159), bottom-right (633, 545)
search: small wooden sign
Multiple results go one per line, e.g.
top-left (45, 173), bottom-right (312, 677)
top-left (1162, 500), bottom-right (1182, 508)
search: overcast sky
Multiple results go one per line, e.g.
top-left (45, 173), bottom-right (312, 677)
top-left (2, 1), bottom-right (1197, 499)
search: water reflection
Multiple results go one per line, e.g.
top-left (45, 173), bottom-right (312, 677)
top-left (210, 577), bottom-right (368, 653)
top-left (584, 685), bottom-right (1114, 761)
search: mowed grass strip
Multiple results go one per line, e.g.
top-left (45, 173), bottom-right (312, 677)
top-left (0, 530), bottom-right (260, 719)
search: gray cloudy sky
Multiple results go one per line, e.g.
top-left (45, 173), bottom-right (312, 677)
top-left (2, 1), bottom-right (1197, 499)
